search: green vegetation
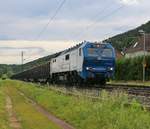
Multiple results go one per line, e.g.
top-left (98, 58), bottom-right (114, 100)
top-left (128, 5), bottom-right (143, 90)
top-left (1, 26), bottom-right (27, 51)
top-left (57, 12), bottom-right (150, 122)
top-left (0, 80), bottom-right (62, 129)
top-left (0, 53), bottom-right (58, 77)
top-left (0, 82), bottom-right (10, 129)
top-left (4, 84), bottom-right (61, 129)
top-left (0, 64), bottom-right (20, 78)
top-left (115, 56), bottom-right (150, 81)
top-left (3, 80), bottom-right (150, 129)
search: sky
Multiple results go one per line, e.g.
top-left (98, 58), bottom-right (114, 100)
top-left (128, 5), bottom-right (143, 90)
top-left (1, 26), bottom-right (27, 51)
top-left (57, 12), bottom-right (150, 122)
top-left (0, 0), bottom-right (150, 64)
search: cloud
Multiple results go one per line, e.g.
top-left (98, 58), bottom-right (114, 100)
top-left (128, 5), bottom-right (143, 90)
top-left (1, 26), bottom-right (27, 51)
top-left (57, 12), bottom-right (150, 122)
top-left (119, 0), bottom-right (141, 5)
top-left (0, 47), bottom-right (46, 56)
top-left (0, 0), bottom-right (149, 41)
top-left (0, 0), bottom-right (150, 64)
top-left (0, 40), bottom-right (77, 64)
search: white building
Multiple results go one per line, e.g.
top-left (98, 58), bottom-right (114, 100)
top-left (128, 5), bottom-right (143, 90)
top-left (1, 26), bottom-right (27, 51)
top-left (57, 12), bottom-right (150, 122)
top-left (125, 34), bottom-right (150, 58)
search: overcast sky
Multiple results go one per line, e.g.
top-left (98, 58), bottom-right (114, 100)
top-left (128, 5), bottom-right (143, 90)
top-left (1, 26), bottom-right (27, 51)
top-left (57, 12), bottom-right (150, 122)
top-left (0, 0), bottom-right (150, 64)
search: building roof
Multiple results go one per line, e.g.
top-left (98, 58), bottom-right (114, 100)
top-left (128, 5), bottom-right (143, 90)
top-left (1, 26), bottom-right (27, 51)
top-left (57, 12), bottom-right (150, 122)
top-left (126, 34), bottom-right (150, 54)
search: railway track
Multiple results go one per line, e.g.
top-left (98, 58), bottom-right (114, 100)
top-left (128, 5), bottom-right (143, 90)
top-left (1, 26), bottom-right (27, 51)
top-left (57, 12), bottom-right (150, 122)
top-left (106, 84), bottom-right (150, 96)
top-left (45, 83), bottom-right (150, 109)
top-left (104, 84), bottom-right (150, 107)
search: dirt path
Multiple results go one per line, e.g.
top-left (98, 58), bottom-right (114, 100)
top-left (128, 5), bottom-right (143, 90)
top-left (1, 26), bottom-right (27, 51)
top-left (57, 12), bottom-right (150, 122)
top-left (18, 91), bottom-right (74, 129)
top-left (6, 95), bottom-right (21, 129)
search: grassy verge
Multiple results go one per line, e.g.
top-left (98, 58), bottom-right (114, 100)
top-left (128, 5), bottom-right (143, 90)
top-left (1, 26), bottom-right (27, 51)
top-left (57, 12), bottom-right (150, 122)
top-left (3, 80), bottom-right (150, 129)
top-left (4, 83), bottom-right (61, 129)
top-left (0, 81), bottom-right (10, 129)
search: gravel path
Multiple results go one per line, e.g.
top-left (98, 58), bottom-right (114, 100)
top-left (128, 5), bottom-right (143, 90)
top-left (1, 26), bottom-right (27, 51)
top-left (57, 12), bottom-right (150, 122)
top-left (6, 95), bottom-right (21, 129)
top-left (18, 91), bottom-right (74, 129)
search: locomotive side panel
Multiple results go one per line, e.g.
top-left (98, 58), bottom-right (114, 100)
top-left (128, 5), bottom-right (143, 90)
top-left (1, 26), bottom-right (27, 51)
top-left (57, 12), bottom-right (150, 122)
top-left (61, 53), bottom-right (70, 72)
top-left (77, 47), bottom-right (84, 72)
top-left (70, 50), bottom-right (78, 71)
top-left (50, 46), bottom-right (84, 74)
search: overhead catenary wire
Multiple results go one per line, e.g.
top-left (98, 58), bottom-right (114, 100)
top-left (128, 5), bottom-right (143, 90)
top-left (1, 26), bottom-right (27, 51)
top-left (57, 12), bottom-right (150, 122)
top-left (102, 27), bottom-right (137, 41)
top-left (20, 0), bottom-right (67, 63)
top-left (72, 4), bottom-right (126, 42)
top-left (1, 1), bottom-right (126, 64)
top-left (36, 0), bottom-right (66, 40)
top-left (67, 0), bottom-right (113, 41)
top-left (26, 2), bottom-right (126, 64)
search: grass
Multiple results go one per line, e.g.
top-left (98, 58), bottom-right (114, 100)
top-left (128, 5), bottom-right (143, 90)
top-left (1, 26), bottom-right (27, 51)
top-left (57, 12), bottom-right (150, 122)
top-left (3, 81), bottom-right (61, 129)
top-left (1, 80), bottom-right (150, 129)
top-left (0, 81), bottom-right (10, 129)
top-left (3, 80), bottom-right (150, 129)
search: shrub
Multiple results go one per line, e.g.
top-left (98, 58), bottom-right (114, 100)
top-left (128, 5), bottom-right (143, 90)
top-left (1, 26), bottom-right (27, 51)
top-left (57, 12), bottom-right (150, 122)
top-left (115, 56), bottom-right (150, 81)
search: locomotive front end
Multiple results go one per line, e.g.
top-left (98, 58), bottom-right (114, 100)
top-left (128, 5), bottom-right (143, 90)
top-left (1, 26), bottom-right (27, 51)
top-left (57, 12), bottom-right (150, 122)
top-left (82, 42), bottom-right (115, 84)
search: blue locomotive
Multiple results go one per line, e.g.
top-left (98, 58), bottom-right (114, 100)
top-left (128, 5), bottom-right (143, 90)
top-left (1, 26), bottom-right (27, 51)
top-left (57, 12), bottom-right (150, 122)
top-left (11, 41), bottom-right (115, 85)
top-left (50, 41), bottom-right (115, 85)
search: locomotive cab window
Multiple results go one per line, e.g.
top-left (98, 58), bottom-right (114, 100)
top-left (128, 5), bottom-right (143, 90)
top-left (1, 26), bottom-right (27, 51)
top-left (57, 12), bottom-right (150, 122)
top-left (87, 48), bottom-right (113, 58)
top-left (53, 59), bottom-right (56, 63)
top-left (79, 48), bottom-right (82, 56)
top-left (65, 54), bottom-right (70, 60)
top-left (101, 49), bottom-right (113, 58)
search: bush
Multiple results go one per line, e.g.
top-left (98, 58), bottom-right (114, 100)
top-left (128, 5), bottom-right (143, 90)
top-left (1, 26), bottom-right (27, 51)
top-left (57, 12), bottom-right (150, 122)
top-left (1, 74), bottom-right (8, 80)
top-left (115, 56), bottom-right (150, 81)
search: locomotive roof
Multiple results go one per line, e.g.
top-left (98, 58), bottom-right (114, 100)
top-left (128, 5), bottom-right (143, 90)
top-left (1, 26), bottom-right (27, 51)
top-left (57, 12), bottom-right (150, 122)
top-left (58, 41), bottom-right (111, 55)
top-left (60, 42), bottom-right (84, 55)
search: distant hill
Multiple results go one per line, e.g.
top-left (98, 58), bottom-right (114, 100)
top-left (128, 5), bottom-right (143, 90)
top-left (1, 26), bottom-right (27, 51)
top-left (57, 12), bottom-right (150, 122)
top-left (22, 52), bottom-right (61, 70)
top-left (25, 20), bottom-right (150, 67)
top-left (0, 64), bottom-right (21, 78)
top-left (105, 20), bottom-right (150, 51)
top-left (0, 52), bottom-right (62, 77)
top-left (1, 20), bottom-right (150, 77)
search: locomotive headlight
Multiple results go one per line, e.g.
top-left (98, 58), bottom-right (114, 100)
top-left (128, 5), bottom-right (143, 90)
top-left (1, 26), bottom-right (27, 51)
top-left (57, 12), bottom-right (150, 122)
top-left (108, 67), bottom-right (113, 71)
top-left (86, 67), bottom-right (89, 70)
top-left (86, 67), bottom-right (93, 70)
top-left (110, 67), bottom-right (113, 71)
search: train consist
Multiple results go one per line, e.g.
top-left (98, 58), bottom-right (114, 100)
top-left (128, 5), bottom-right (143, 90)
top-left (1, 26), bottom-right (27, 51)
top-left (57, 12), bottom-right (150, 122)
top-left (11, 41), bottom-right (116, 85)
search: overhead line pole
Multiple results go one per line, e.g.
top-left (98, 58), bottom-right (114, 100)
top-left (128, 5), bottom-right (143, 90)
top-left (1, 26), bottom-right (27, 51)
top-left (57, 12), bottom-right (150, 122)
top-left (21, 51), bottom-right (24, 72)
top-left (19, 1), bottom-right (66, 65)
top-left (139, 30), bottom-right (146, 82)
top-left (143, 32), bottom-right (146, 82)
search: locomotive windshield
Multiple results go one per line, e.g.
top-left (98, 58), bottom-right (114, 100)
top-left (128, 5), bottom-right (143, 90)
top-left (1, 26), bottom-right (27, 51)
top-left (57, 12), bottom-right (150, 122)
top-left (101, 48), bottom-right (113, 58)
top-left (87, 48), bottom-right (113, 58)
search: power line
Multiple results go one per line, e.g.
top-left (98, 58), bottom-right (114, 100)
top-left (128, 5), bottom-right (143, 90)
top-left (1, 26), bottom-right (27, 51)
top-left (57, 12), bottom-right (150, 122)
top-left (102, 26), bottom-right (136, 41)
top-left (1, 0), bottom-right (67, 64)
top-left (67, 0), bottom-right (113, 41)
top-left (36, 0), bottom-right (66, 40)
top-left (72, 4), bottom-right (126, 42)
top-left (24, 0), bottom-right (67, 62)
